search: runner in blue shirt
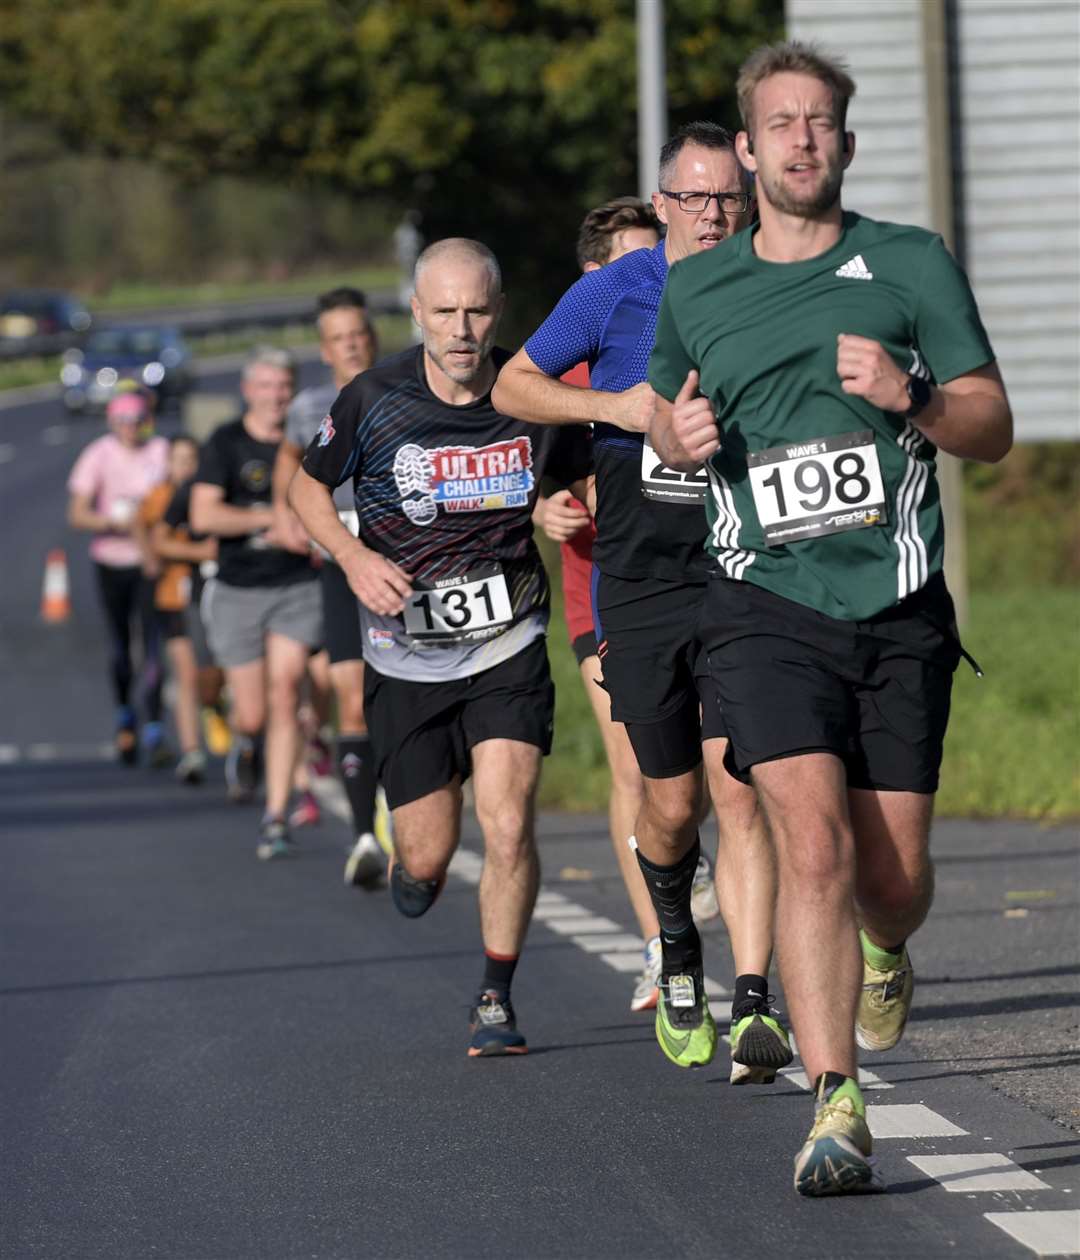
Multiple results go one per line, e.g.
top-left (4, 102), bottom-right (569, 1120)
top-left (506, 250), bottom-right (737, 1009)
top-left (493, 123), bottom-right (792, 1083)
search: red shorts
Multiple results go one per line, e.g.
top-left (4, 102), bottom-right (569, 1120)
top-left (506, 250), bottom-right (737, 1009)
top-left (561, 519), bottom-right (596, 649)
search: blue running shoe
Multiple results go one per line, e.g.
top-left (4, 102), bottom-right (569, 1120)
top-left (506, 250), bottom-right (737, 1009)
top-left (389, 859), bottom-right (444, 918)
top-left (467, 991), bottom-right (528, 1057)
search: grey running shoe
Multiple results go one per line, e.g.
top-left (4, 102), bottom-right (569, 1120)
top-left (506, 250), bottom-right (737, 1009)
top-left (256, 816), bottom-right (294, 861)
top-left (344, 833), bottom-right (384, 888)
top-left (226, 737), bottom-right (259, 804)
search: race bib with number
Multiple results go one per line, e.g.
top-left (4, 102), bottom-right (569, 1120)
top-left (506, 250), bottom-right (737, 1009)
top-left (640, 436), bottom-right (709, 503)
top-left (402, 567), bottom-right (513, 642)
top-left (747, 429), bottom-right (888, 545)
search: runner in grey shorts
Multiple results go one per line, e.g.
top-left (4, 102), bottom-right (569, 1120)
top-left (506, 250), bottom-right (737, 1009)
top-left (202, 578), bottom-right (322, 669)
top-left (271, 287), bottom-right (388, 887)
top-left (190, 346), bottom-right (323, 860)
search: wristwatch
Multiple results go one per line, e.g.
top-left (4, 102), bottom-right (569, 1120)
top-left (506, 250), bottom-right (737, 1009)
top-left (903, 374), bottom-right (932, 419)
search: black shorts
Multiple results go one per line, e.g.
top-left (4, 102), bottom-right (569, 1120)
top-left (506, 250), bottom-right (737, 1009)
top-left (594, 573), bottom-right (726, 780)
top-left (320, 563), bottom-right (363, 665)
top-left (155, 609), bottom-right (188, 641)
top-left (698, 572), bottom-right (962, 794)
top-left (363, 637), bottom-right (555, 810)
top-left (571, 629), bottom-right (598, 667)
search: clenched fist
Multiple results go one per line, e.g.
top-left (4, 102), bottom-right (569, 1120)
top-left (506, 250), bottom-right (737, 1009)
top-left (837, 334), bottom-right (910, 413)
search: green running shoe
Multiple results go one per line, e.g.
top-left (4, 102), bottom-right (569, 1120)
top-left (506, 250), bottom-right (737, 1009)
top-left (856, 931), bottom-right (914, 1051)
top-left (729, 1000), bottom-right (794, 1085)
top-left (794, 1076), bottom-right (881, 1197)
top-left (655, 970), bottom-right (717, 1068)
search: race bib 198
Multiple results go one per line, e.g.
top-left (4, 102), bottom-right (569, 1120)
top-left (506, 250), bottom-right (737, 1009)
top-left (747, 429), bottom-right (887, 545)
top-left (640, 435), bottom-right (709, 503)
top-left (402, 567), bottom-right (512, 641)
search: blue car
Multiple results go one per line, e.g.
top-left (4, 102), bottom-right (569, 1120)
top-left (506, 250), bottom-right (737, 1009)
top-left (60, 325), bottom-right (192, 413)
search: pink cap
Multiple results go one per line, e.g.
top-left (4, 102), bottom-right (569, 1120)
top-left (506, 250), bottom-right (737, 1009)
top-left (106, 392), bottom-right (149, 422)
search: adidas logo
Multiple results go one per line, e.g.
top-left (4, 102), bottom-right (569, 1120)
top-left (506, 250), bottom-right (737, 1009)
top-left (836, 253), bottom-right (873, 281)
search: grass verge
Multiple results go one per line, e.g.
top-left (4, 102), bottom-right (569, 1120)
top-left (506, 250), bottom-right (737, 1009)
top-left (91, 266), bottom-right (399, 311)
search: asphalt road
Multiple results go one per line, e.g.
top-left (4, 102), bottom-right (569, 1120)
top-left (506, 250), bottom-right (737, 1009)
top-left (2, 370), bottom-right (1079, 1259)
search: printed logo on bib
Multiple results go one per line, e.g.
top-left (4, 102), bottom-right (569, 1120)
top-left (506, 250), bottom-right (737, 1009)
top-left (747, 429), bottom-right (887, 545)
top-left (393, 438), bottom-right (534, 526)
top-left (402, 567), bottom-right (513, 642)
top-left (640, 435), bottom-right (709, 503)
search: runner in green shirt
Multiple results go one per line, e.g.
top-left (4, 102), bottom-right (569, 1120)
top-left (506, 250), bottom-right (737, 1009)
top-left (649, 40), bottom-right (1012, 1199)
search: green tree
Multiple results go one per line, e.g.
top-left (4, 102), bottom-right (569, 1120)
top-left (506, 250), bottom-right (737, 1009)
top-left (0, 0), bottom-right (783, 325)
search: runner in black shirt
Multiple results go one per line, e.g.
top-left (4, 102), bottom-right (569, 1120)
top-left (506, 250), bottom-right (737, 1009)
top-left (291, 239), bottom-right (591, 1057)
top-left (191, 348), bottom-right (323, 859)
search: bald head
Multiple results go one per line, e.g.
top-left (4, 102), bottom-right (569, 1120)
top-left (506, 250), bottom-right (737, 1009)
top-left (413, 237), bottom-right (502, 298)
top-left (410, 237), bottom-right (505, 403)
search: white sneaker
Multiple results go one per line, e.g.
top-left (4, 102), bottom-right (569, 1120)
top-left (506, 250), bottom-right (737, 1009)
top-left (344, 832), bottom-right (384, 888)
top-left (175, 749), bottom-right (206, 784)
top-left (690, 851), bottom-right (721, 923)
top-left (630, 935), bottom-right (662, 1012)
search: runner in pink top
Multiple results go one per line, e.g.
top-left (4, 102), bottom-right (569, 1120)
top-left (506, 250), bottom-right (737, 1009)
top-left (66, 391), bottom-right (170, 764)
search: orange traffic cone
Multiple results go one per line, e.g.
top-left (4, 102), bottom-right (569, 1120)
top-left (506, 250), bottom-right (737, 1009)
top-left (41, 549), bottom-right (72, 623)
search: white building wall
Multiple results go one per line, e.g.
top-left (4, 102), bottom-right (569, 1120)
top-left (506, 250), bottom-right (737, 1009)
top-left (786, 0), bottom-right (1080, 440)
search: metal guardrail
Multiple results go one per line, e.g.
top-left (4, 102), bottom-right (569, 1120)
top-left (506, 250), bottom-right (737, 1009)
top-left (0, 288), bottom-right (402, 363)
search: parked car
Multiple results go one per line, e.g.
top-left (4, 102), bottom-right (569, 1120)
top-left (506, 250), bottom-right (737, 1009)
top-left (60, 325), bottom-right (192, 413)
top-left (0, 290), bottom-right (91, 339)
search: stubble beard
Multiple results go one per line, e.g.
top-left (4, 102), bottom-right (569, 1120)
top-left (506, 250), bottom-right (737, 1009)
top-left (762, 160), bottom-right (844, 218)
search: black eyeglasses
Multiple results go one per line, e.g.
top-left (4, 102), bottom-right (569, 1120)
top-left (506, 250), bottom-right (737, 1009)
top-left (660, 190), bottom-right (751, 215)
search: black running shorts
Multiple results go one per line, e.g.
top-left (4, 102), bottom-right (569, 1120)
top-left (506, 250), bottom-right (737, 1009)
top-left (594, 573), bottom-right (726, 780)
top-left (155, 608), bottom-right (188, 641)
top-left (320, 562), bottom-right (363, 665)
top-left (698, 572), bottom-right (962, 793)
top-left (571, 629), bottom-right (598, 667)
top-left (363, 637), bottom-right (555, 810)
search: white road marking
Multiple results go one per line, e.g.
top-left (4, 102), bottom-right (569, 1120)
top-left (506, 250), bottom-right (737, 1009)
top-left (984, 1210), bottom-right (1080, 1257)
top-left (0, 442), bottom-right (15, 464)
top-left (868, 1104), bottom-right (968, 1139)
top-left (533, 901), bottom-right (598, 918)
top-left (704, 976), bottom-right (731, 998)
top-left (542, 914), bottom-right (622, 936)
top-left (572, 934), bottom-right (646, 954)
top-left (601, 951), bottom-right (651, 973)
top-left (780, 1066), bottom-right (893, 1092)
top-left (40, 425), bottom-right (70, 445)
top-left (910, 1153), bottom-right (1050, 1193)
top-left (535, 891), bottom-right (572, 906)
top-left (23, 742), bottom-right (115, 762)
top-left (0, 744), bottom-right (19, 763)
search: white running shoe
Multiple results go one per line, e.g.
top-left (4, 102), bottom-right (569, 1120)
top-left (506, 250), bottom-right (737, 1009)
top-left (345, 832), bottom-right (384, 888)
top-left (691, 851), bottom-right (721, 923)
top-left (630, 935), bottom-right (662, 1012)
top-left (373, 786), bottom-right (394, 858)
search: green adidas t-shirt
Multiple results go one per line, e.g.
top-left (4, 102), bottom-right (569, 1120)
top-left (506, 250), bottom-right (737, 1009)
top-left (648, 211), bottom-right (994, 620)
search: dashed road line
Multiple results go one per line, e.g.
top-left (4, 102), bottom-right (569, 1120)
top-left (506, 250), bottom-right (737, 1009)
top-left (984, 1211), bottom-right (1080, 1257)
top-left (910, 1153), bottom-right (1050, 1193)
top-left (312, 775), bottom-right (1079, 1255)
top-left (867, 1103), bottom-right (969, 1139)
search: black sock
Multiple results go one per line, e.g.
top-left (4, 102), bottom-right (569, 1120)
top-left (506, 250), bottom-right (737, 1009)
top-left (337, 736), bottom-right (377, 835)
top-left (814, 1070), bottom-right (851, 1101)
top-left (732, 973), bottom-right (769, 1020)
top-left (634, 836), bottom-right (703, 975)
top-left (481, 951), bottom-right (518, 999)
